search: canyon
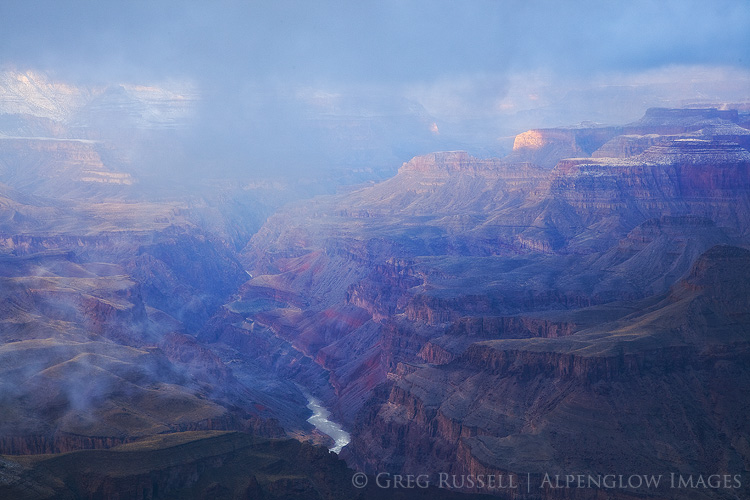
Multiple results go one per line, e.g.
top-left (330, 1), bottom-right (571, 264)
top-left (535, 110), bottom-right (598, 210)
top-left (226, 107), bottom-right (750, 498)
top-left (0, 81), bottom-right (749, 499)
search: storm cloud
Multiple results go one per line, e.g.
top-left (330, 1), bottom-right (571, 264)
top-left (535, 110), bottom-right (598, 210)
top-left (1, 0), bottom-right (748, 177)
top-left (2, 1), bottom-right (748, 82)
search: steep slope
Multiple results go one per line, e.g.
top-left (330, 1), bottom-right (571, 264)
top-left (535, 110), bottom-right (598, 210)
top-left (234, 116), bottom-right (750, 422)
top-left (507, 126), bottom-right (619, 168)
top-left (0, 136), bottom-right (135, 198)
top-left (0, 235), bottom-right (286, 455)
top-left (541, 138), bottom-right (750, 251)
top-left (2, 103), bottom-right (748, 498)
top-left (0, 186), bottom-right (315, 455)
top-left (220, 108), bottom-right (750, 498)
top-left (0, 69), bottom-right (341, 457)
top-left (508, 107), bottom-right (746, 169)
top-left (347, 246), bottom-right (750, 499)
top-left (0, 431), bottom-right (492, 500)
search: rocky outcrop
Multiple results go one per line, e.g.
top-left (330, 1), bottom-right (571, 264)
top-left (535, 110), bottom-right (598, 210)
top-left (403, 290), bottom-right (599, 326)
top-left (509, 127), bottom-right (620, 168)
top-left (698, 121), bottom-right (750, 149)
top-left (627, 107), bottom-right (740, 133)
top-left (548, 139), bottom-right (750, 236)
top-left (461, 342), bottom-right (695, 381)
top-left (446, 315), bottom-right (577, 339)
top-left (231, 109), bottom-right (750, 456)
top-left (591, 133), bottom-right (667, 158)
top-left (0, 137), bottom-right (135, 198)
top-left (587, 215), bottom-right (733, 295)
top-left (157, 332), bottom-right (234, 385)
top-left (0, 434), bottom-right (133, 455)
top-left (398, 150), bottom-right (504, 174)
top-left (674, 245), bottom-right (750, 313)
top-left (417, 341), bottom-right (456, 364)
top-left (593, 124), bottom-right (750, 159)
top-left (346, 246), bottom-right (750, 498)
top-left (127, 230), bottom-right (248, 330)
top-left (346, 259), bottom-right (422, 320)
top-left (512, 107), bottom-right (748, 168)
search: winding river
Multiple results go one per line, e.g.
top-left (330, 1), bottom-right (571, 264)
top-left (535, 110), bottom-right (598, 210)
top-left (304, 393), bottom-right (351, 454)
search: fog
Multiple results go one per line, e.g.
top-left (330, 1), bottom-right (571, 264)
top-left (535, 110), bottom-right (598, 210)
top-left (1, 0), bottom-right (748, 181)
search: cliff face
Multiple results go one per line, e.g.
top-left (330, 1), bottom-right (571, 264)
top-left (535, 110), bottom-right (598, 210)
top-left (592, 123), bottom-right (750, 159)
top-left (398, 150), bottom-right (504, 174)
top-left (629, 107), bottom-right (739, 132)
top-left (228, 107), bottom-right (750, 498)
top-left (346, 247), bottom-right (750, 498)
top-left (591, 133), bottom-right (666, 158)
top-left (3, 103), bottom-right (749, 497)
top-left (509, 127), bottom-right (621, 168)
top-left (509, 107), bottom-right (746, 169)
top-left (547, 139), bottom-right (750, 241)
top-left (0, 137), bottom-right (135, 198)
top-left (0, 190), bottom-right (287, 456)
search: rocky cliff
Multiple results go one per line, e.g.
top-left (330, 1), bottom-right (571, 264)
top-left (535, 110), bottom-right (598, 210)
top-left (2, 103), bottom-right (749, 498)
top-left (508, 127), bottom-right (618, 168)
top-left (0, 188), bottom-right (293, 459)
top-left (346, 246), bottom-right (750, 498)
top-left (546, 138), bottom-right (750, 245)
top-left (228, 108), bottom-right (750, 498)
top-left (0, 136), bottom-right (137, 200)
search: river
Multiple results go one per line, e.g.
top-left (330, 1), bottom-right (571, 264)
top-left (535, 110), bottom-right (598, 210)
top-left (304, 393), bottom-right (351, 454)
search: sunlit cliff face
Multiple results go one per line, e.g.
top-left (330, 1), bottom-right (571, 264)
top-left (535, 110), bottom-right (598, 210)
top-left (513, 129), bottom-right (584, 152)
top-left (513, 129), bottom-right (546, 150)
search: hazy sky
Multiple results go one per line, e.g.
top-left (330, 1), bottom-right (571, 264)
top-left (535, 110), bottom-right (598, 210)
top-left (3, 1), bottom-right (748, 83)
top-left (1, 0), bottom-right (749, 174)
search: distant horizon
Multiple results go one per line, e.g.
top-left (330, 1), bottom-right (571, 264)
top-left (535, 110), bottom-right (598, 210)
top-left (1, 67), bottom-right (748, 185)
top-left (1, 1), bottom-right (748, 178)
